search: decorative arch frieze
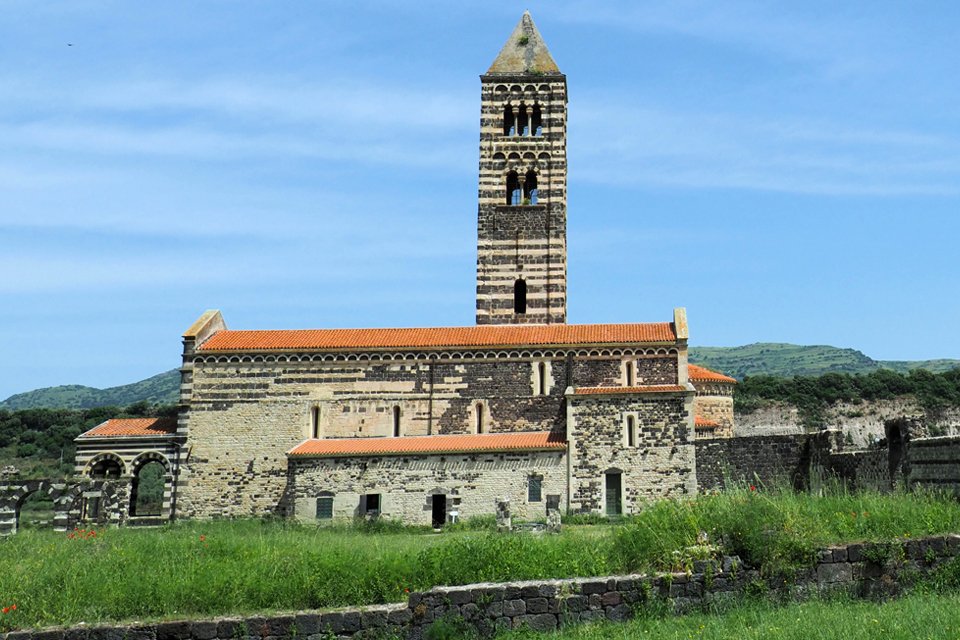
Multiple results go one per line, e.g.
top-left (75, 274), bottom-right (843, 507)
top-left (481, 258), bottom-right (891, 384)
top-left (193, 346), bottom-right (679, 365)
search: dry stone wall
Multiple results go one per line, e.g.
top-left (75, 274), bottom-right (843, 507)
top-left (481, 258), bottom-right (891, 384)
top-left (7, 534), bottom-right (958, 640)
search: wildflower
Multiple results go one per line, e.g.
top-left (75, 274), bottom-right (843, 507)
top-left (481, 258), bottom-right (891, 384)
top-left (2, 607), bottom-right (8, 615)
top-left (200, 535), bottom-right (206, 542)
top-left (749, 485), bottom-right (757, 492)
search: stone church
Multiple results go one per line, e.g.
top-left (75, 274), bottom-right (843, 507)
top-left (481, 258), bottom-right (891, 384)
top-left (74, 12), bottom-right (735, 527)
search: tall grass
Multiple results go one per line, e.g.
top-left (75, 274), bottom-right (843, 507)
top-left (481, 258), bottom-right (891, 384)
top-left (1, 488), bottom-right (958, 630)
top-left (612, 485), bottom-right (960, 575)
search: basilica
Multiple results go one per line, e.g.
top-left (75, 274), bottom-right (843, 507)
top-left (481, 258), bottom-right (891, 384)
top-left (74, 12), bottom-right (736, 527)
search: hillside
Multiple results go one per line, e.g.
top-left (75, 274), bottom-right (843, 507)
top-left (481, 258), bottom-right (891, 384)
top-left (0, 369), bottom-right (180, 410)
top-left (689, 343), bottom-right (960, 379)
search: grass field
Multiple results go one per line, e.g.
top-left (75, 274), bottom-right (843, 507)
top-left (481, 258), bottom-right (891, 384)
top-left (500, 591), bottom-right (960, 640)
top-left (2, 487), bottom-right (959, 630)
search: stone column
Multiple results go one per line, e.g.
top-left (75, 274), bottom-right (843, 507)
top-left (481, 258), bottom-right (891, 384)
top-left (546, 494), bottom-right (561, 533)
top-left (495, 497), bottom-right (511, 532)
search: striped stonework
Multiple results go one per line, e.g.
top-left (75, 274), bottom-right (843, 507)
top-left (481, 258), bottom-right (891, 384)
top-left (476, 14), bottom-right (567, 325)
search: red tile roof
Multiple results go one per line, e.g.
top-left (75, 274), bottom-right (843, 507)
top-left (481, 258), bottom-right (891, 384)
top-left (574, 385), bottom-right (688, 396)
top-left (78, 418), bottom-right (177, 439)
top-left (288, 431), bottom-right (567, 458)
top-left (688, 364), bottom-right (737, 384)
top-left (198, 323), bottom-right (677, 352)
top-left (695, 416), bottom-right (721, 429)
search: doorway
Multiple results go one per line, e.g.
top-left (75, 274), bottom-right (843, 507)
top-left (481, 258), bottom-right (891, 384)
top-left (431, 494), bottom-right (447, 529)
top-left (605, 473), bottom-right (622, 517)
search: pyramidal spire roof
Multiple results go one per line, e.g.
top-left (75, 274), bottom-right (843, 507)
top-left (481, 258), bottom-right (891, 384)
top-left (487, 11), bottom-right (561, 75)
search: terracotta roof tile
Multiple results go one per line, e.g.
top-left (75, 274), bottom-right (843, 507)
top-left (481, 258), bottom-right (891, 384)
top-left (688, 364), bottom-right (737, 384)
top-left (288, 431), bottom-right (566, 458)
top-left (199, 323), bottom-right (676, 352)
top-left (78, 418), bottom-right (177, 439)
top-left (695, 416), bottom-right (721, 429)
top-left (574, 385), bottom-right (687, 396)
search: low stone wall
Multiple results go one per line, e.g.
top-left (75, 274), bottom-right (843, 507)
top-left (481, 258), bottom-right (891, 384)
top-left (4, 534), bottom-right (958, 640)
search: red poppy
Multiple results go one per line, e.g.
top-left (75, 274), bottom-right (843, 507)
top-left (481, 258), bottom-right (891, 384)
top-left (200, 535), bottom-right (206, 542)
top-left (749, 485), bottom-right (757, 492)
top-left (2, 607), bottom-right (9, 615)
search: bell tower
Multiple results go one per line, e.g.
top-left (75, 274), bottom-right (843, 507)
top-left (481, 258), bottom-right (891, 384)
top-left (476, 11), bottom-right (567, 325)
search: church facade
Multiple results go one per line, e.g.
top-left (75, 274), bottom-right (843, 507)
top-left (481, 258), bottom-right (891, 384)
top-left (75, 13), bottom-right (735, 527)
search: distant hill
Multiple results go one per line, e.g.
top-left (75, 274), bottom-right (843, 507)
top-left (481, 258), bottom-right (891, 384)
top-left (689, 343), bottom-right (960, 380)
top-left (0, 370), bottom-right (179, 410)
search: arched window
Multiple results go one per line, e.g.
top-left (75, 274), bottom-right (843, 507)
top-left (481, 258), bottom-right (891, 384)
top-left (514, 278), bottom-right (527, 314)
top-left (626, 415), bottom-right (636, 448)
top-left (625, 361), bottom-right (635, 387)
top-left (506, 171), bottom-right (521, 205)
top-left (503, 104), bottom-right (515, 136)
top-left (524, 170), bottom-right (538, 204)
top-left (532, 104), bottom-right (543, 136)
top-left (517, 104), bottom-right (529, 136)
top-left (393, 406), bottom-right (401, 438)
top-left (476, 403), bottom-right (485, 434)
top-left (311, 406), bottom-right (321, 439)
top-left (537, 361), bottom-right (547, 396)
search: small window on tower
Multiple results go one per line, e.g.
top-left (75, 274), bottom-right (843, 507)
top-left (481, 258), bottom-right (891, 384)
top-left (506, 171), bottom-right (521, 205)
top-left (393, 406), bottom-right (401, 437)
top-left (514, 278), bottom-right (527, 314)
top-left (311, 406), bottom-right (321, 439)
top-left (503, 104), bottom-right (516, 136)
top-left (625, 361), bottom-right (635, 387)
top-left (626, 415), bottom-right (636, 448)
top-left (476, 403), bottom-right (485, 434)
top-left (524, 170), bottom-right (538, 204)
top-left (518, 104), bottom-right (530, 136)
top-left (532, 104), bottom-right (543, 136)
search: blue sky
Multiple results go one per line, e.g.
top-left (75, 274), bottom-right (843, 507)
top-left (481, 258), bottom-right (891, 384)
top-left (2, 1), bottom-right (960, 399)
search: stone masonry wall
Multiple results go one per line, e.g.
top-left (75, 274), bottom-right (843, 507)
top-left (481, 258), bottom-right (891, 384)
top-left (8, 534), bottom-right (958, 640)
top-left (180, 354), bottom-right (642, 519)
top-left (696, 434), bottom-right (812, 492)
top-left (568, 391), bottom-right (696, 514)
top-left (908, 435), bottom-right (960, 494)
top-left (288, 451), bottom-right (566, 525)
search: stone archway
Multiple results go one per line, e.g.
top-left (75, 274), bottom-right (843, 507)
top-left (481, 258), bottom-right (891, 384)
top-left (128, 452), bottom-right (173, 519)
top-left (86, 452), bottom-right (126, 479)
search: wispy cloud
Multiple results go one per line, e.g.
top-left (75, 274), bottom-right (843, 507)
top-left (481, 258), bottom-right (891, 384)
top-left (572, 102), bottom-right (960, 196)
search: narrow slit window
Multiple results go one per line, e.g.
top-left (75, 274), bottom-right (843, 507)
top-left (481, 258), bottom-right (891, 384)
top-left (393, 406), bottom-right (401, 437)
top-left (514, 278), bottom-right (527, 314)
top-left (626, 415), bottom-right (636, 448)
top-left (518, 104), bottom-right (529, 136)
top-left (532, 104), bottom-right (543, 136)
top-left (538, 362), bottom-right (547, 396)
top-left (476, 403), bottom-right (485, 434)
top-left (311, 406), bottom-right (320, 439)
top-left (626, 361), bottom-right (635, 387)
